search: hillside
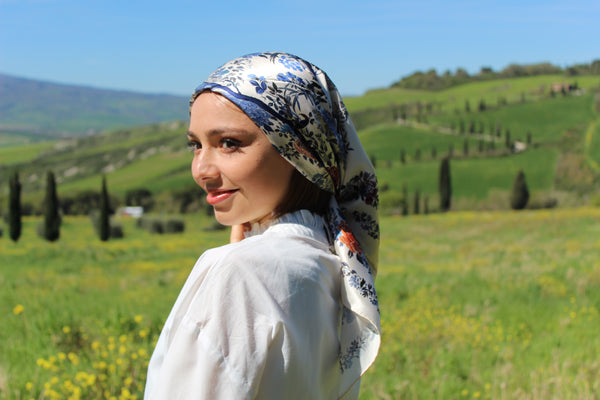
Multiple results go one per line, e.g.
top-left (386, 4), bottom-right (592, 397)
top-left (1, 73), bottom-right (599, 214)
top-left (0, 73), bottom-right (188, 143)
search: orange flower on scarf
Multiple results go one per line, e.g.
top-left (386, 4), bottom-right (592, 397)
top-left (339, 228), bottom-right (362, 255)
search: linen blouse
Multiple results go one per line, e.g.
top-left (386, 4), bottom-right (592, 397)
top-left (144, 210), bottom-right (359, 400)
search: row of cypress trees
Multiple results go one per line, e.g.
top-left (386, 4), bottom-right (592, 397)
top-left (437, 158), bottom-right (529, 213)
top-left (5, 172), bottom-right (111, 242)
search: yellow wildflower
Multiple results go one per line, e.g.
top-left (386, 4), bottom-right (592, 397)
top-left (13, 304), bottom-right (24, 315)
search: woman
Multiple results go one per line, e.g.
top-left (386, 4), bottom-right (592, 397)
top-left (145, 52), bottom-right (380, 399)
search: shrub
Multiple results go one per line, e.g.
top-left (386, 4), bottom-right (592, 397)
top-left (125, 188), bottom-right (155, 212)
top-left (110, 223), bottom-right (125, 239)
top-left (165, 218), bottom-right (185, 233)
top-left (510, 170), bottom-right (530, 210)
top-left (136, 217), bottom-right (185, 234)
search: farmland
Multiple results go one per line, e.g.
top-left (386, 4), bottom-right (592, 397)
top-left (2, 209), bottom-right (600, 399)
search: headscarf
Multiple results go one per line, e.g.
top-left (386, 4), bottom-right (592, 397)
top-left (190, 52), bottom-right (380, 397)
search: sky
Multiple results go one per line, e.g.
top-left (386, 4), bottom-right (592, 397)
top-left (0, 0), bottom-right (598, 97)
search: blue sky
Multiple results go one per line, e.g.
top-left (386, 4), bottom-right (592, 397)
top-left (1, 0), bottom-right (598, 97)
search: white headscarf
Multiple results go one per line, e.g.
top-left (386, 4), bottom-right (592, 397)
top-left (191, 52), bottom-right (380, 397)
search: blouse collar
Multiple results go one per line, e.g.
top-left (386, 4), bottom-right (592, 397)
top-left (244, 209), bottom-right (328, 243)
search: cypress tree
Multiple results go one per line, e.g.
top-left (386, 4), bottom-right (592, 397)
top-left (413, 188), bottom-right (420, 215)
top-left (43, 171), bottom-right (60, 241)
top-left (439, 157), bottom-right (452, 212)
top-left (468, 121), bottom-right (475, 134)
top-left (505, 129), bottom-right (511, 149)
top-left (99, 176), bottom-right (110, 241)
top-left (510, 170), bottom-right (530, 210)
top-left (9, 171), bottom-right (22, 242)
top-left (478, 98), bottom-right (486, 112)
top-left (401, 184), bottom-right (408, 216)
top-left (463, 139), bottom-right (469, 157)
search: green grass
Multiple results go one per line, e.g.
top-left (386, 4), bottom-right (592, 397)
top-left (0, 140), bottom-right (56, 165)
top-left (428, 94), bottom-right (598, 144)
top-left (2, 209), bottom-right (600, 399)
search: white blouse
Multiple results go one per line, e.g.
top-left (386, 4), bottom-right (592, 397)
top-left (144, 210), bottom-right (359, 399)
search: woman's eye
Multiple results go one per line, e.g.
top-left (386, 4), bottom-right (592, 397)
top-left (221, 138), bottom-right (241, 150)
top-left (187, 141), bottom-right (201, 152)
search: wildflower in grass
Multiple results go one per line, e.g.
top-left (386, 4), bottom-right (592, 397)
top-left (13, 304), bottom-right (24, 315)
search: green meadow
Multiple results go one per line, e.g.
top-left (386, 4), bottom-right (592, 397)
top-left (2, 209), bottom-right (600, 399)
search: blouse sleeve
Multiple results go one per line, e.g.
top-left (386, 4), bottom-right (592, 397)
top-left (145, 247), bottom-right (284, 400)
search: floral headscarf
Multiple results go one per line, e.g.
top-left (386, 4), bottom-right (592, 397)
top-left (190, 52), bottom-right (380, 397)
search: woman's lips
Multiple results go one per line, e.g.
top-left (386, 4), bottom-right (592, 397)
top-left (206, 189), bottom-right (238, 206)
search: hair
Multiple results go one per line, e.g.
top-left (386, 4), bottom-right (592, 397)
top-left (274, 169), bottom-right (332, 218)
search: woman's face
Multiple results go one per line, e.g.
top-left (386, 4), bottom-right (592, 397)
top-left (188, 92), bottom-right (295, 226)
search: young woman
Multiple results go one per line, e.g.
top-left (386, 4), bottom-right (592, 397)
top-left (145, 52), bottom-right (380, 400)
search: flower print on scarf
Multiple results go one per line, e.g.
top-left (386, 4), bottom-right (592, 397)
top-left (293, 139), bottom-right (317, 161)
top-left (337, 222), bottom-right (362, 256)
top-left (339, 171), bottom-right (379, 208)
top-left (248, 74), bottom-right (267, 94)
top-left (278, 54), bottom-right (305, 72)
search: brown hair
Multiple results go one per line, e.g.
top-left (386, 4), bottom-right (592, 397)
top-left (274, 168), bottom-right (332, 218)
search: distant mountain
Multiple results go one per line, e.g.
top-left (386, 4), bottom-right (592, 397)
top-left (0, 73), bottom-right (189, 139)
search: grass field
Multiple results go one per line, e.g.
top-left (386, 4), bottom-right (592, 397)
top-left (2, 208), bottom-right (600, 399)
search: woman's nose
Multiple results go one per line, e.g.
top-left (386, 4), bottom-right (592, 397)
top-left (192, 151), bottom-right (219, 183)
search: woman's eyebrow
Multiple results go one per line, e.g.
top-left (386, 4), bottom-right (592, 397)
top-left (187, 128), bottom-right (254, 139)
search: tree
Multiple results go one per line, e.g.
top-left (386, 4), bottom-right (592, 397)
top-left (413, 188), bottom-right (420, 215)
top-left (505, 129), bottom-right (511, 149)
top-left (125, 188), bottom-right (154, 211)
top-left (42, 171), bottom-right (60, 241)
top-left (401, 184), bottom-right (409, 216)
top-left (8, 171), bottom-right (22, 242)
top-left (478, 98), bottom-right (486, 112)
top-left (463, 139), bottom-right (469, 157)
top-left (468, 121), bottom-right (475, 134)
top-left (439, 157), bottom-right (452, 212)
top-left (510, 170), bottom-right (530, 210)
top-left (99, 176), bottom-right (110, 241)
top-left (400, 149), bottom-right (406, 164)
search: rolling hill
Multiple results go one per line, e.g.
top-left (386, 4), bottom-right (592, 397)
top-left (1, 73), bottom-right (599, 214)
top-left (0, 73), bottom-right (188, 144)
